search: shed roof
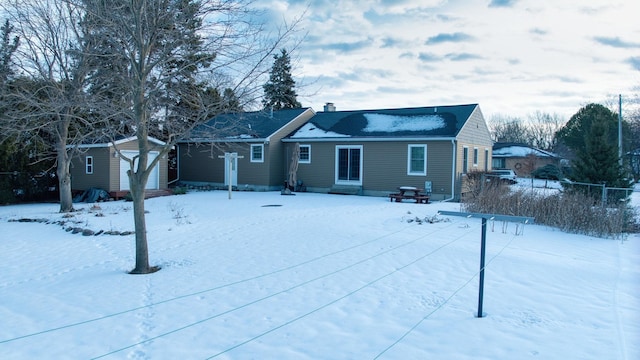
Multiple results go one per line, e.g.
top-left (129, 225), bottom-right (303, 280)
top-left (287, 104), bottom-right (478, 140)
top-left (74, 136), bottom-right (166, 149)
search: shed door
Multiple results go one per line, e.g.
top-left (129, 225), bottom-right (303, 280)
top-left (119, 150), bottom-right (160, 191)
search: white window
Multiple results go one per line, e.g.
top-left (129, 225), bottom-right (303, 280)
top-left (484, 148), bottom-right (489, 171)
top-left (407, 144), bottom-right (427, 176)
top-left (250, 144), bottom-right (264, 163)
top-left (473, 147), bottom-right (479, 166)
top-left (299, 145), bottom-right (311, 164)
top-left (463, 147), bottom-right (469, 173)
top-left (85, 156), bottom-right (93, 174)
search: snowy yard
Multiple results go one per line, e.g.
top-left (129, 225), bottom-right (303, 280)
top-left (0, 185), bottom-right (638, 359)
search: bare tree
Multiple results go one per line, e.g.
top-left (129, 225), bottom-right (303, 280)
top-left (489, 112), bottom-right (565, 151)
top-left (488, 114), bottom-right (529, 144)
top-left (78, 0), bottom-right (301, 274)
top-left (0, 0), bottom-right (98, 213)
top-left (526, 112), bottom-right (564, 151)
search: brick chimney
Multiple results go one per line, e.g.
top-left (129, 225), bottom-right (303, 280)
top-left (323, 102), bottom-right (336, 112)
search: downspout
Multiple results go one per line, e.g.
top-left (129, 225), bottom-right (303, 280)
top-left (441, 139), bottom-right (456, 202)
top-left (168, 145), bottom-right (180, 185)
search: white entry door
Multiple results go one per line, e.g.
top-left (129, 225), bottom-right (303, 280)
top-left (223, 152), bottom-right (238, 187)
top-left (119, 150), bottom-right (160, 190)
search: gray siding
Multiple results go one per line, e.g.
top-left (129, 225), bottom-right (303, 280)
top-left (289, 140), bottom-right (455, 198)
top-left (178, 143), bottom-right (229, 183)
top-left (71, 148), bottom-right (111, 191)
top-left (72, 139), bottom-right (168, 192)
top-left (179, 109), bottom-right (314, 190)
top-left (239, 144), bottom-right (270, 186)
top-left (290, 142), bottom-right (336, 188)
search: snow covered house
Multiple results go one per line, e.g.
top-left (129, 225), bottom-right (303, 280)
top-left (177, 108), bottom-right (315, 191)
top-left (70, 137), bottom-right (169, 197)
top-left (282, 103), bottom-right (492, 201)
top-left (492, 142), bottom-right (561, 177)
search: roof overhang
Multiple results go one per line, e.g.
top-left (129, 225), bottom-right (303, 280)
top-left (180, 138), bottom-right (267, 144)
top-left (72, 136), bottom-right (166, 149)
top-left (282, 136), bottom-right (457, 143)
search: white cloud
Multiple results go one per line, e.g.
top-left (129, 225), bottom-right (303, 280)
top-left (256, 0), bottom-right (640, 120)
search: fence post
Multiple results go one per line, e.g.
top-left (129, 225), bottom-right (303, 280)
top-left (477, 217), bottom-right (487, 318)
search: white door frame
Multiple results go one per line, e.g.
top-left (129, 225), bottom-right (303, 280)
top-left (335, 145), bottom-right (363, 185)
top-left (119, 150), bottom-right (160, 190)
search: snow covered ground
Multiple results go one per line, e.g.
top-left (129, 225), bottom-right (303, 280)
top-left (0, 184), bottom-right (638, 359)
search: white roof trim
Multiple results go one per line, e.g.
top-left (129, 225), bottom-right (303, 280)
top-left (265, 108), bottom-right (316, 144)
top-left (73, 136), bottom-right (166, 149)
top-left (282, 136), bottom-right (457, 143)
top-left (185, 138), bottom-right (266, 144)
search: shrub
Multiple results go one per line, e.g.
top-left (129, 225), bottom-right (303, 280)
top-left (532, 164), bottom-right (563, 180)
top-left (172, 186), bottom-right (187, 195)
top-left (462, 185), bottom-right (636, 238)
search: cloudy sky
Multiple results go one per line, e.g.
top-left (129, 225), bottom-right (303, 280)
top-left (257, 0), bottom-right (639, 121)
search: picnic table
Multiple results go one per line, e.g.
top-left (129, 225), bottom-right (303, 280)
top-left (388, 186), bottom-right (430, 204)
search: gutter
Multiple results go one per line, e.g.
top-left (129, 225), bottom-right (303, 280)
top-left (168, 145), bottom-right (180, 186)
top-left (282, 136), bottom-right (457, 143)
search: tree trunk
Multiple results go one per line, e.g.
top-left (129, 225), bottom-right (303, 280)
top-left (128, 175), bottom-right (152, 274)
top-left (57, 155), bottom-right (74, 213)
top-left (55, 120), bottom-right (74, 213)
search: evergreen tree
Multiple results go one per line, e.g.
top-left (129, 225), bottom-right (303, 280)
top-left (222, 88), bottom-right (242, 113)
top-left (556, 103), bottom-right (627, 154)
top-left (0, 19), bottom-right (19, 88)
top-left (571, 119), bottom-right (627, 187)
top-left (557, 103), bottom-right (631, 192)
top-left (262, 49), bottom-right (301, 110)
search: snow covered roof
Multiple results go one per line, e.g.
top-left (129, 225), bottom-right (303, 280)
top-left (290, 123), bottom-right (350, 138)
top-left (492, 143), bottom-right (558, 158)
top-left (73, 136), bottom-right (166, 149)
top-left (286, 104), bottom-right (478, 140)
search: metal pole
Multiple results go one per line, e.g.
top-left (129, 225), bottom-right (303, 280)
top-left (227, 155), bottom-right (232, 199)
top-left (438, 211), bottom-right (533, 318)
top-left (478, 217), bottom-right (487, 318)
top-left (619, 94), bottom-right (623, 166)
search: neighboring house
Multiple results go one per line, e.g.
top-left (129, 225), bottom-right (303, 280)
top-left (177, 107), bottom-right (315, 191)
top-left (281, 103), bottom-right (492, 200)
top-left (492, 142), bottom-right (560, 177)
top-left (70, 137), bottom-right (169, 196)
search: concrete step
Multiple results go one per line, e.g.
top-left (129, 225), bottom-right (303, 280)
top-left (328, 185), bottom-right (362, 195)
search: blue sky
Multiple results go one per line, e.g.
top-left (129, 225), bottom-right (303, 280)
top-left (257, 0), bottom-right (640, 121)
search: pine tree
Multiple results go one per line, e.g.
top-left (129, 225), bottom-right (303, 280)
top-left (571, 119), bottom-right (626, 187)
top-left (0, 20), bottom-right (19, 88)
top-left (262, 49), bottom-right (301, 110)
top-left (558, 103), bottom-right (631, 188)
